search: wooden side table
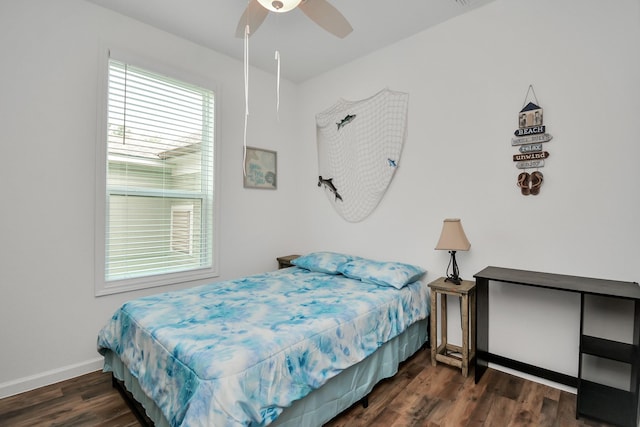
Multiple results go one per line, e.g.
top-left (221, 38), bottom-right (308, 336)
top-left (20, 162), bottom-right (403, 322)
top-left (429, 276), bottom-right (476, 377)
top-left (277, 255), bottom-right (300, 269)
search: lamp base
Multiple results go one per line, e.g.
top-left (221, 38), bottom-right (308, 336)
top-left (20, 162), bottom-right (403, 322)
top-left (444, 250), bottom-right (462, 285)
top-left (444, 275), bottom-right (462, 285)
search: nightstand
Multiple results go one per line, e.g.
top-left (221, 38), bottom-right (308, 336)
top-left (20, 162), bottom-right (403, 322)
top-left (429, 276), bottom-right (476, 377)
top-left (277, 255), bottom-right (300, 269)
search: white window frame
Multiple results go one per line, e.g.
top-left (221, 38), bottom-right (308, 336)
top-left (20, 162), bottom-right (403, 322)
top-left (94, 45), bottom-right (219, 296)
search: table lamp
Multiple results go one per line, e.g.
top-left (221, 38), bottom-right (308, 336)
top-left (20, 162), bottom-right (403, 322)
top-left (435, 218), bottom-right (471, 285)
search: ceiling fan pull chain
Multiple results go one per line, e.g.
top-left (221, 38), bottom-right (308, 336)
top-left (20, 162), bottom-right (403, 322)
top-left (243, 24), bottom-right (250, 176)
top-left (275, 50), bottom-right (281, 120)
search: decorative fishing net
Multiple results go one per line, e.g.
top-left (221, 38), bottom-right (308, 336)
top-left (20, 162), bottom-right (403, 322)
top-left (315, 89), bottom-right (409, 222)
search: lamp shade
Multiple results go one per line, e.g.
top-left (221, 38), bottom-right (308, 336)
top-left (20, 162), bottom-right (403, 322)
top-left (257, 0), bottom-right (302, 12)
top-left (435, 218), bottom-right (471, 251)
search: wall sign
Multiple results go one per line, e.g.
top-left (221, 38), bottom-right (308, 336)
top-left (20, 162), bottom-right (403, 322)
top-left (514, 125), bottom-right (545, 137)
top-left (513, 85), bottom-right (552, 196)
top-left (511, 133), bottom-right (553, 146)
top-left (513, 151), bottom-right (550, 161)
top-left (516, 160), bottom-right (545, 169)
top-left (519, 143), bottom-right (543, 153)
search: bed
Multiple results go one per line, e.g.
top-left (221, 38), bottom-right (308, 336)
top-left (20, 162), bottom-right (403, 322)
top-left (97, 252), bottom-right (431, 427)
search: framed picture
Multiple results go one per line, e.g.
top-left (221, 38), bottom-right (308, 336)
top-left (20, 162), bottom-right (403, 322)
top-left (243, 146), bottom-right (277, 189)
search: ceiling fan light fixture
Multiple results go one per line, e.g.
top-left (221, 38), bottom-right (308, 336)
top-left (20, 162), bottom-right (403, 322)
top-left (257, 0), bottom-right (302, 13)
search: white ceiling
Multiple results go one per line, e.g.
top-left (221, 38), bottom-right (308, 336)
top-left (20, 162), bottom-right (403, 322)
top-left (84, 0), bottom-right (496, 83)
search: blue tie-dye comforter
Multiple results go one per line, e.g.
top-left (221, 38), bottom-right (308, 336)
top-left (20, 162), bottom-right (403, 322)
top-left (97, 267), bottom-right (430, 427)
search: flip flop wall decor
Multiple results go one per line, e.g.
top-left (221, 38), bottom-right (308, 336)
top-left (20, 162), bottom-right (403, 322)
top-left (512, 85), bottom-right (552, 196)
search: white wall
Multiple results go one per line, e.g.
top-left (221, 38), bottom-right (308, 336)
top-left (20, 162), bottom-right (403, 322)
top-left (0, 0), bottom-right (300, 397)
top-left (295, 0), bottom-right (640, 383)
top-left (1, 0), bottom-right (639, 399)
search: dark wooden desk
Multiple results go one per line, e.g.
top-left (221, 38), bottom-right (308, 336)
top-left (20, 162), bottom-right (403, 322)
top-left (474, 266), bottom-right (640, 427)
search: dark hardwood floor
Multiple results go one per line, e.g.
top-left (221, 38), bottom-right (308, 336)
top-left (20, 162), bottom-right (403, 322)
top-left (0, 349), bottom-right (612, 427)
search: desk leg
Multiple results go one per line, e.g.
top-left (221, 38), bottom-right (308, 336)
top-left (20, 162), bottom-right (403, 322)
top-left (475, 277), bottom-right (489, 383)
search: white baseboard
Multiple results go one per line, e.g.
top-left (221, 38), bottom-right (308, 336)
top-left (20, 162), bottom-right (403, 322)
top-left (488, 362), bottom-right (577, 394)
top-left (0, 357), bottom-right (104, 399)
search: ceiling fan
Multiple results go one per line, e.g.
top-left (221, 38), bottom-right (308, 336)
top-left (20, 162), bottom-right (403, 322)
top-left (235, 0), bottom-right (353, 39)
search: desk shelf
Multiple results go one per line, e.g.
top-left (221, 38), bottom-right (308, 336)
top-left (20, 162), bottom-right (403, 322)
top-left (578, 295), bottom-right (640, 427)
top-left (577, 380), bottom-right (636, 427)
top-left (580, 335), bottom-right (636, 364)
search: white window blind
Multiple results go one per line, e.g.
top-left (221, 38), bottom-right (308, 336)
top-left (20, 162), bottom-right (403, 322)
top-left (101, 57), bottom-right (215, 288)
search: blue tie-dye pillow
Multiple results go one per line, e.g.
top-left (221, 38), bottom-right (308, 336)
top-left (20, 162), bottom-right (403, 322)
top-left (291, 251), bottom-right (353, 274)
top-left (338, 258), bottom-right (426, 289)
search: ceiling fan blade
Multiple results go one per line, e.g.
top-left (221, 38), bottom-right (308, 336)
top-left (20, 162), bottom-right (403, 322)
top-left (235, 0), bottom-right (269, 38)
top-left (298, 0), bottom-right (353, 38)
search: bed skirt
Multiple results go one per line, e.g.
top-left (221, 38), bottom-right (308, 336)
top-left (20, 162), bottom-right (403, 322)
top-left (104, 318), bottom-right (428, 427)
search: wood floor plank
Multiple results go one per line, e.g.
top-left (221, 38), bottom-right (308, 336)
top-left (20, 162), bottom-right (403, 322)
top-left (441, 368), bottom-right (488, 427)
top-left (483, 394), bottom-right (518, 427)
top-left (464, 370), bottom-right (501, 427)
top-left (0, 349), bottom-right (617, 427)
top-left (539, 396), bottom-right (560, 427)
top-left (0, 384), bottom-right (63, 415)
top-left (508, 380), bottom-right (545, 427)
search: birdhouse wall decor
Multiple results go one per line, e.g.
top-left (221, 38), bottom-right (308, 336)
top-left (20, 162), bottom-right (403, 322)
top-left (512, 85), bottom-right (552, 196)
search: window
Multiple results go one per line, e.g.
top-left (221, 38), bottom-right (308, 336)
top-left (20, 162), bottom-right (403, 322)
top-left (95, 50), bottom-right (217, 295)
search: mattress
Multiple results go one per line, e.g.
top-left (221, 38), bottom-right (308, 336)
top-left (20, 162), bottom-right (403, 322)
top-left (98, 266), bottom-right (430, 427)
